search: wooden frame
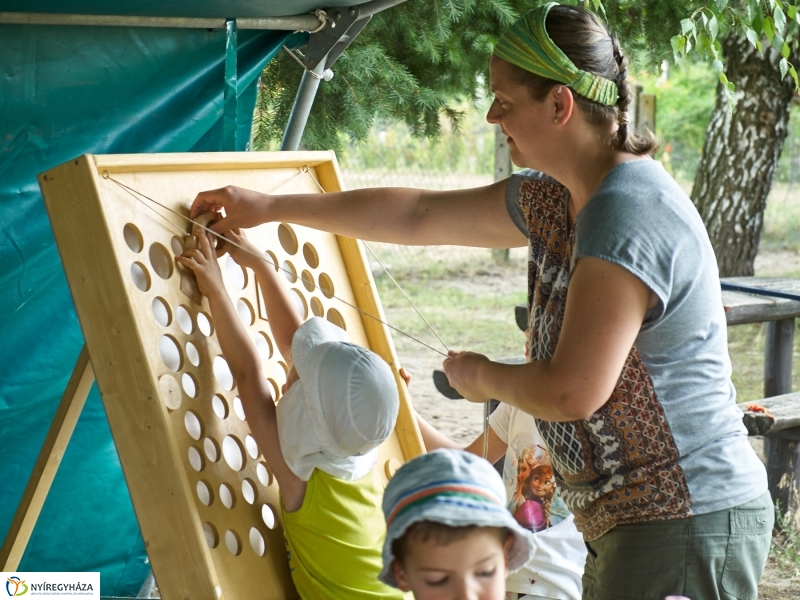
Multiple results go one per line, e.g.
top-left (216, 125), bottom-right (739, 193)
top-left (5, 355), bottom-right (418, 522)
top-left (35, 151), bottom-right (424, 600)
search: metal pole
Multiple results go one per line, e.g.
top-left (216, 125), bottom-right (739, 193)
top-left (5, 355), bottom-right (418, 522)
top-left (492, 125), bottom-right (512, 264)
top-left (0, 12), bottom-right (322, 30)
top-left (280, 54), bottom-right (328, 151)
top-left (222, 18), bottom-right (238, 152)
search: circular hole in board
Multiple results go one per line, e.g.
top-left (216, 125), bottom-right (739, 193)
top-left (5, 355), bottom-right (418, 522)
top-left (249, 527), bottom-right (266, 557)
top-left (264, 250), bottom-right (279, 272)
top-left (176, 305), bottom-right (194, 334)
top-left (290, 289), bottom-right (307, 319)
top-left (203, 522), bottom-right (219, 548)
top-left (197, 312), bottom-right (213, 336)
top-left (219, 483), bottom-right (236, 509)
top-left (385, 458), bottom-right (401, 480)
top-left (326, 308), bottom-right (346, 331)
top-left (277, 223), bottom-right (298, 255)
top-left (185, 341), bottom-right (200, 367)
top-left (182, 372), bottom-right (197, 398)
top-left (123, 224), bottom-right (143, 253)
top-left (152, 297), bottom-right (171, 327)
top-left (309, 296), bottom-right (324, 317)
top-left (212, 394), bottom-right (228, 419)
top-left (302, 242), bottom-right (319, 269)
top-left (130, 262), bottom-right (151, 292)
top-left (255, 332), bottom-right (273, 360)
top-left (170, 236), bottom-right (185, 257)
top-left (222, 435), bottom-right (245, 472)
top-left (300, 270), bottom-right (315, 292)
top-left (196, 480), bottom-right (213, 506)
top-left (318, 272), bottom-right (334, 299)
top-left (261, 504), bottom-right (277, 529)
top-left (184, 411), bottom-right (203, 440)
top-left (159, 335), bottom-right (183, 371)
top-left (158, 374), bottom-right (182, 411)
top-left (267, 379), bottom-right (280, 402)
top-left (225, 256), bottom-right (247, 290)
top-left (256, 462), bottom-right (272, 486)
top-left (281, 260), bottom-right (297, 283)
top-left (237, 298), bottom-right (255, 326)
top-left (213, 356), bottom-right (234, 391)
top-left (233, 396), bottom-right (246, 421)
top-left (149, 242), bottom-right (174, 279)
top-left (225, 530), bottom-right (242, 556)
top-left (188, 446), bottom-right (204, 471)
top-left (204, 437), bottom-right (220, 462)
top-left (242, 479), bottom-right (257, 504)
top-left (245, 434), bottom-right (259, 459)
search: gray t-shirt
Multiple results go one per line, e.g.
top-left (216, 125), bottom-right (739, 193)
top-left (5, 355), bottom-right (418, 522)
top-left (506, 160), bottom-right (767, 540)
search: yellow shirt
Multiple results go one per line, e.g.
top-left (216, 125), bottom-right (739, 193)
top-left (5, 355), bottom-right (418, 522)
top-left (282, 468), bottom-right (406, 600)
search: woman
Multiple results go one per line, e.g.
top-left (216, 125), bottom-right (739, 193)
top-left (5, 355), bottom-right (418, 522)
top-left (191, 4), bottom-right (772, 599)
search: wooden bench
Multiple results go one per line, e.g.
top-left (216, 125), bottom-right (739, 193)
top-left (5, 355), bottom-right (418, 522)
top-left (742, 395), bottom-right (800, 521)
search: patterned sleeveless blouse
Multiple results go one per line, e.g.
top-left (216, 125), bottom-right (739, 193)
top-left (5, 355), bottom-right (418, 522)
top-left (518, 178), bottom-right (691, 541)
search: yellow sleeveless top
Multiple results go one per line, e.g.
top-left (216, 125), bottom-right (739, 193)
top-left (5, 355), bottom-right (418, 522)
top-left (282, 468), bottom-right (406, 600)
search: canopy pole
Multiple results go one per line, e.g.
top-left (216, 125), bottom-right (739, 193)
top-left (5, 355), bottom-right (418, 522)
top-left (279, 54), bottom-right (329, 151)
top-left (222, 18), bottom-right (239, 151)
top-left (0, 12), bottom-right (324, 30)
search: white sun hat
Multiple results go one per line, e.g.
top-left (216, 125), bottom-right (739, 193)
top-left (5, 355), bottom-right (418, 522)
top-left (276, 317), bottom-right (399, 481)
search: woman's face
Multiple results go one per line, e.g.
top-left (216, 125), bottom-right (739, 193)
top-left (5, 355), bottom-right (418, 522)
top-left (517, 460), bottom-right (533, 483)
top-left (486, 55), bottom-right (552, 170)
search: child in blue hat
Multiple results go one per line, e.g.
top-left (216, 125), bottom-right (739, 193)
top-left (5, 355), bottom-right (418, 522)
top-left (381, 448), bottom-right (535, 600)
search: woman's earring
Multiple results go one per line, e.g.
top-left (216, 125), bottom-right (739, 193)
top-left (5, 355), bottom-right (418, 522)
top-left (554, 117), bottom-right (559, 124)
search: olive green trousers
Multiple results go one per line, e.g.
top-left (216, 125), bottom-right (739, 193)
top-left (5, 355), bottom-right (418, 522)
top-left (581, 492), bottom-right (773, 600)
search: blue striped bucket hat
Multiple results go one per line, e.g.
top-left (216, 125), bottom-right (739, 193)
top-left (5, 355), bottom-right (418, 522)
top-left (379, 448), bottom-right (535, 587)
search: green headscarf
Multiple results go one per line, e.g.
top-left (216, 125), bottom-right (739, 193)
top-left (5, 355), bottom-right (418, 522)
top-left (493, 2), bottom-right (619, 106)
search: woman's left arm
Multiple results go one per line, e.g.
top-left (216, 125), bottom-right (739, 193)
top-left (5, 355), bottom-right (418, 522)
top-left (443, 257), bottom-right (651, 422)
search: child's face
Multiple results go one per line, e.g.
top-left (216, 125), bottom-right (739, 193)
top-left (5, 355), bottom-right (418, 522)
top-left (391, 528), bottom-right (510, 600)
top-left (529, 473), bottom-right (554, 497)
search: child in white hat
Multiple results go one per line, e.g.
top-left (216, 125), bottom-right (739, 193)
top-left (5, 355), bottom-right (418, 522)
top-left (179, 226), bottom-right (404, 600)
top-left (381, 448), bottom-right (535, 600)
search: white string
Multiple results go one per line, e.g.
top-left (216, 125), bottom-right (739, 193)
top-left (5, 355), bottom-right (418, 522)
top-left (102, 169), bottom-right (449, 358)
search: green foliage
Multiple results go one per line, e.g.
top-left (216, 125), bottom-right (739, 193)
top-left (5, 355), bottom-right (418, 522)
top-left (669, 0), bottom-right (800, 103)
top-left (340, 103), bottom-right (495, 173)
top-left (253, 0), bottom-right (524, 153)
top-left (639, 62), bottom-right (717, 181)
top-left (252, 0), bottom-right (800, 151)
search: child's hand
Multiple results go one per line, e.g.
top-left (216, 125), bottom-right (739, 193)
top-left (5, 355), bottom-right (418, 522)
top-left (176, 228), bottom-right (225, 299)
top-left (220, 228), bottom-right (268, 270)
top-left (399, 367), bottom-right (411, 386)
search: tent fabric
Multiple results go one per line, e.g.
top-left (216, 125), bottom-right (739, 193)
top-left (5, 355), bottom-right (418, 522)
top-left (0, 21), bottom-right (298, 595)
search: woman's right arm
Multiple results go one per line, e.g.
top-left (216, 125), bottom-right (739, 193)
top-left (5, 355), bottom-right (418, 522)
top-left (190, 180), bottom-right (527, 249)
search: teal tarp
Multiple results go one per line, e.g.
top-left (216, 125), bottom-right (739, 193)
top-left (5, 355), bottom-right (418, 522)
top-left (0, 22), bottom-right (292, 595)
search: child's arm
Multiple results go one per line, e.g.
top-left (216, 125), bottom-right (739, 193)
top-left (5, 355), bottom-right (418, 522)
top-left (177, 231), bottom-right (306, 511)
top-left (219, 228), bottom-right (302, 360)
top-left (416, 412), bottom-right (507, 464)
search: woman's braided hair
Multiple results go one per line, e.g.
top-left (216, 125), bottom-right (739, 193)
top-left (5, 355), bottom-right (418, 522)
top-left (507, 5), bottom-right (658, 155)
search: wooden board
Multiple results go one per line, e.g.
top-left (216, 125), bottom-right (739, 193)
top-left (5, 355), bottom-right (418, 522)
top-left (722, 276), bottom-right (800, 325)
top-left (38, 151), bottom-right (424, 600)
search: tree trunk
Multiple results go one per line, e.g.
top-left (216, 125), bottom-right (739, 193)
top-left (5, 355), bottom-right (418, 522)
top-left (692, 34), bottom-right (796, 277)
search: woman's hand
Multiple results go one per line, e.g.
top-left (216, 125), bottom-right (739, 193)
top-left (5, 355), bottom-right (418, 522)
top-left (442, 350), bottom-right (492, 403)
top-left (176, 229), bottom-right (224, 299)
top-left (220, 228), bottom-right (267, 271)
top-left (190, 186), bottom-right (273, 234)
